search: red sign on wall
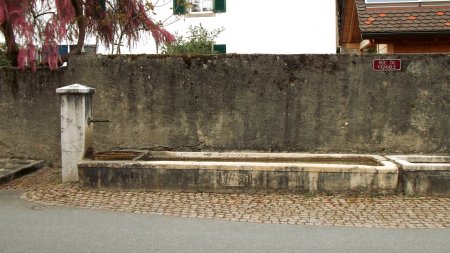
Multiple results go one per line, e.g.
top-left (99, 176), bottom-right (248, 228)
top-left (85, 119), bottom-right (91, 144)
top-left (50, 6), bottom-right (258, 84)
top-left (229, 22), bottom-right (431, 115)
top-left (373, 59), bottom-right (402, 71)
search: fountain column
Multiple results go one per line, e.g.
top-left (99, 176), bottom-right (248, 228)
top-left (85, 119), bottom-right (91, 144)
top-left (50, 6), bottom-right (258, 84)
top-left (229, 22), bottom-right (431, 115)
top-left (56, 84), bottom-right (95, 182)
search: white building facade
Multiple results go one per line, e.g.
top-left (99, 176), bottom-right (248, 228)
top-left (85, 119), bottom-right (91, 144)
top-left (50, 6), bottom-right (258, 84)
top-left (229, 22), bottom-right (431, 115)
top-left (97, 0), bottom-right (337, 54)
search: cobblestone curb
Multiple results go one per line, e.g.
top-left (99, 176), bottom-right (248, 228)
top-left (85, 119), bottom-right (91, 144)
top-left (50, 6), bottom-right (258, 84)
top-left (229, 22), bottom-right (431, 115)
top-left (1, 167), bottom-right (450, 229)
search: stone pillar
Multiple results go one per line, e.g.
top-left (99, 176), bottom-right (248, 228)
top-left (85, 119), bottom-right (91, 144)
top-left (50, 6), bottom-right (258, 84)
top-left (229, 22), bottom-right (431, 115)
top-left (56, 84), bottom-right (95, 182)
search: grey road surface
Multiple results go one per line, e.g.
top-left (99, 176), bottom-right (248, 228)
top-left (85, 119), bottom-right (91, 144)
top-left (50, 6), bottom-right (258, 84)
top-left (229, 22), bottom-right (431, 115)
top-left (1, 190), bottom-right (449, 253)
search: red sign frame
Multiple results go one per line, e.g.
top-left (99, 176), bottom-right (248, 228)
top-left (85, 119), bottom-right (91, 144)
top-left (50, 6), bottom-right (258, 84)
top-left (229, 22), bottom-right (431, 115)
top-left (373, 59), bottom-right (402, 71)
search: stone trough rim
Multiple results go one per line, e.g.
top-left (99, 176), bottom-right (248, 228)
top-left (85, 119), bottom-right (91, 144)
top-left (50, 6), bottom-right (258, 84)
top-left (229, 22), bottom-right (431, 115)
top-left (387, 155), bottom-right (450, 171)
top-left (79, 151), bottom-right (398, 174)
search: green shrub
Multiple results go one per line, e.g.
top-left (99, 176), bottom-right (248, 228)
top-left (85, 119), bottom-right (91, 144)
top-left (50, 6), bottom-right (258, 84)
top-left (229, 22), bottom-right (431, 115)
top-left (161, 24), bottom-right (224, 55)
top-left (0, 43), bottom-right (12, 66)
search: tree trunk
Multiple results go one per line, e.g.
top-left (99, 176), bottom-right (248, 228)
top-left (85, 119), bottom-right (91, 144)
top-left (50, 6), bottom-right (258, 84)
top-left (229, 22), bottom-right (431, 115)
top-left (61, 0), bottom-right (86, 63)
top-left (1, 20), bottom-right (19, 66)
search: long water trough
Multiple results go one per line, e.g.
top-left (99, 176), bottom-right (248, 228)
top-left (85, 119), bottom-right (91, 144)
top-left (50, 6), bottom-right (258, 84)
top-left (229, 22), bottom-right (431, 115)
top-left (78, 151), bottom-right (398, 194)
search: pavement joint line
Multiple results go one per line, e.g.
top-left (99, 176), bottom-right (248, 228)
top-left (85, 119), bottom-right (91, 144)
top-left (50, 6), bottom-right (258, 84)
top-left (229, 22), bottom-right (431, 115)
top-left (1, 166), bottom-right (450, 229)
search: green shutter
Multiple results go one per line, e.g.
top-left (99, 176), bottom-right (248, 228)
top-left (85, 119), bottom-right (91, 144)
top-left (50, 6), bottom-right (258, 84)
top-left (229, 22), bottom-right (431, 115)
top-left (173, 0), bottom-right (186, 14)
top-left (213, 44), bottom-right (226, 54)
top-left (96, 0), bottom-right (106, 11)
top-left (214, 0), bottom-right (226, 13)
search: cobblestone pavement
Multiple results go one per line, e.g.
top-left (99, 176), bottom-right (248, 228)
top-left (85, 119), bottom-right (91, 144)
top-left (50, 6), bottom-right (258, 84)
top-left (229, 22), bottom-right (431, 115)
top-left (1, 166), bottom-right (449, 229)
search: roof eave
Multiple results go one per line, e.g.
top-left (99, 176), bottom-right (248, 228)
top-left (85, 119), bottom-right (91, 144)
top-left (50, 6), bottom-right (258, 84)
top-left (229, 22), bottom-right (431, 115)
top-left (362, 31), bottom-right (450, 39)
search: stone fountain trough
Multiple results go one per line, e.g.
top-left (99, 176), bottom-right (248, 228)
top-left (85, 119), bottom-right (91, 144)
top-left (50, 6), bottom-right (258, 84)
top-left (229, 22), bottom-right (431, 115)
top-left (78, 151), bottom-right (398, 194)
top-left (387, 155), bottom-right (450, 196)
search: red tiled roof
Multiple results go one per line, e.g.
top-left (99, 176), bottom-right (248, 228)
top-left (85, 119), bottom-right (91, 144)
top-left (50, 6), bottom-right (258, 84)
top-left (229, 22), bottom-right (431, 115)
top-left (356, 0), bottom-right (450, 34)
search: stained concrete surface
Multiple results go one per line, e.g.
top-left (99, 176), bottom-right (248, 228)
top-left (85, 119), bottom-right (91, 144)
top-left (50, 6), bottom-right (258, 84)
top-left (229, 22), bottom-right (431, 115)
top-left (0, 159), bottom-right (44, 183)
top-left (1, 190), bottom-right (450, 253)
top-left (1, 55), bottom-right (449, 165)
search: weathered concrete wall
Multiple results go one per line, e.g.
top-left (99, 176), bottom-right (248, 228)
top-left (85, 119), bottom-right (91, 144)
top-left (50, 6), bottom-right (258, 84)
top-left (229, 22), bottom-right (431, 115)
top-left (0, 68), bottom-right (65, 164)
top-left (1, 54), bottom-right (449, 164)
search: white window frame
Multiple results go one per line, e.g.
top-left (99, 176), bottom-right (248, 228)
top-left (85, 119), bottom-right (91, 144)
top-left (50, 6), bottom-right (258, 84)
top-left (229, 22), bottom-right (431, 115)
top-left (188, 0), bottom-right (213, 14)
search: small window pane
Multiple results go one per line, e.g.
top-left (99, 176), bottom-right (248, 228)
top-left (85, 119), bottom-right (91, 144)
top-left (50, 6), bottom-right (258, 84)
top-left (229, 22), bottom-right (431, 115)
top-left (190, 0), bottom-right (213, 12)
top-left (191, 0), bottom-right (200, 12)
top-left (203, 0), bottom-right (213, 11)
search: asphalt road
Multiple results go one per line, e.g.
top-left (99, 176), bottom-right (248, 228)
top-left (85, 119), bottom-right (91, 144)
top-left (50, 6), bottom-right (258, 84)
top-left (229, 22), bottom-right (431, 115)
top-left (1, 190), bottom-right (449, 253)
